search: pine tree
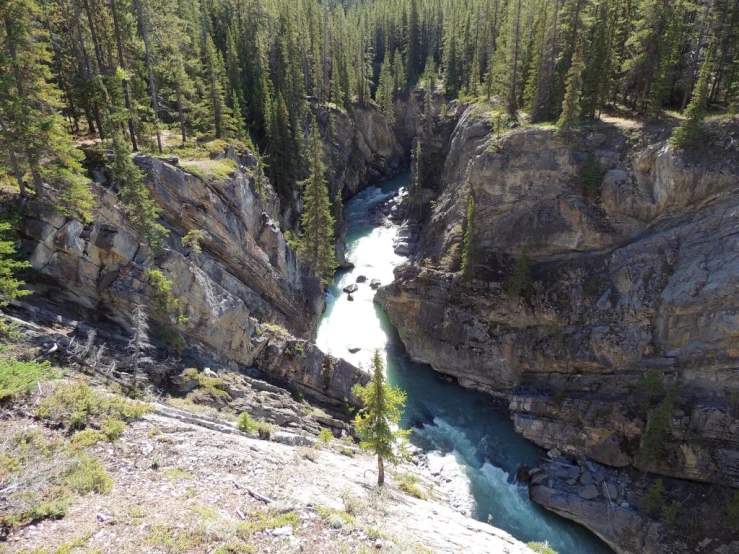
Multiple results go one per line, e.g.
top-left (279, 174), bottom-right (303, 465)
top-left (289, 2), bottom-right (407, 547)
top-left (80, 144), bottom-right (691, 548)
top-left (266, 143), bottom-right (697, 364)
top-left (352, 349), bottom-right (410, 487)
top-left (0, 219), bottom-right (31, 305)
top-left (671, 51), bottom-right (713, 147)
top-left (203, 34), bottom-right (228, 138)
top-left (556, 44), bottom-right (584, 136)
top-left (110, 128), bottom-right (167, 249)
top-left (297, 119), bottom-right (336, 286)
top-left (392, 50), bottom-right (406, 94)
top-left (506, 247), bottom-right (532, 298)
top-left (460, 193), bottom-right (476, 280)
top-left (0, 0), bottom-right (93, 218)
top-left (377, 56), bottom-right (395, 127)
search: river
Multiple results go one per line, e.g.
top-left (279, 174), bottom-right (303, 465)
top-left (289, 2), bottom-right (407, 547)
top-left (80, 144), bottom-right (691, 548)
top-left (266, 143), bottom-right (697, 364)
top-left (316, 173), bottom-right (614, 554)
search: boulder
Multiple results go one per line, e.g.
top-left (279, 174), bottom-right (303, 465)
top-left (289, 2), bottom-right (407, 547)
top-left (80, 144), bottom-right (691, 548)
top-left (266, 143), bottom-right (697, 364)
top-left (547, 448), bottom-right (562, 459)
top-left (578, 484), bottom-right (600, 500)
top-left (356, 275), bottom-right (367, 283)
top-left (347, 294), bottom-right (354, 302)
top-left (343, 283), bottom-right (358, 294)
top-left (370, 279), bottom-right (382, 290)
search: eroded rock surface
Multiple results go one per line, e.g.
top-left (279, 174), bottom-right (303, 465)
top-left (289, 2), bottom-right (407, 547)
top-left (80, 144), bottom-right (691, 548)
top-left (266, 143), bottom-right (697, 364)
top-left (378, 106), bottom-right (739, 552)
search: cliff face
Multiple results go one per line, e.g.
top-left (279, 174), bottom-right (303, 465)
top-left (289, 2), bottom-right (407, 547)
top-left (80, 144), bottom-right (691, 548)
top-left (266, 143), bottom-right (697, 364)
top-left (378, 104), bottom-right (739, 552)
top-left (16, 149), bottom-right (365, 406)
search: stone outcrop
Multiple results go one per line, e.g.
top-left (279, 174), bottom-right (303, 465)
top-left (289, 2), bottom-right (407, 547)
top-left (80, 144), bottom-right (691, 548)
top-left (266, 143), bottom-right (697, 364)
top-left (15, 150), bottom-right (364, 406)
top-left (377, 104), bottom-right (739, 552)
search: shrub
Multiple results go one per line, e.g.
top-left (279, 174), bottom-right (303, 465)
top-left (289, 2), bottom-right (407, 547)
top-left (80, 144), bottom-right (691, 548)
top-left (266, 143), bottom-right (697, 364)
top-left (36, 382), bottom-right (151, 430)
top-left (237, 412), bottom-right (258, 434)
top-left (637, 370), bottom-right (665, 401)
top-left (636, 392), bottom-right (675, 467)
top-left (728, 491), bottom-right (739, 527)
top-left (527, 542), bottom-right (558, 554)
top-left (394, 472), bottom-right (426, 499)
top-left (144, 268), bottom-right (179, 315)
top-left (506, 248), bottom-right (532, 298)
top-left (298, 446), bottom-right (319, 461)
top-left (64, 455), bottom-right (113, 494)
top-left (256, 420), bottom-right (275, 440)
top-left (70, 429), bottom-right (105, 448)
top-left (640, 479), bottom-right (665, 516)
top-left (318, 428), bottom-right (333, 444)
top-left (581, 150), bottom-right (602, 199)
top-left (0, 358), bottom-right (59, 402)
top-left (182, 229), bottom-right (205, 254)
top-left (102, 417), bottom-right (126, 441)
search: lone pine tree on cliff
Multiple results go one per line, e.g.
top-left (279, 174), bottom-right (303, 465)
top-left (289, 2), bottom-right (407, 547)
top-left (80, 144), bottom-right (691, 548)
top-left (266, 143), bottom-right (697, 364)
top-left (352, 349), bottom-right (409, 487)
top-left (297, 118), bottom-right (337, 286)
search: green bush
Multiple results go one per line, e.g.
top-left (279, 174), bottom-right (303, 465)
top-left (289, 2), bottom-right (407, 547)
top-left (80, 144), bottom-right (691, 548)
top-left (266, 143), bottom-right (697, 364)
top-left (636, 392), bottom-right (675, 467)
top-left (237, 412), bottom-right (258, 434)
top-left (581, 150), bottom-right (603, 199)
top-left (36, 382), bottom-right (151, 430)
top-left (182, 229), bottom-right (205, 254)
top-left (64, 455), bottom-right (113, 495)
top-left (70, 429), bottom-right (105, 448)
top-left (527, 542), bottom-right (558, 554)
top-left (506, 248), bottom-right (532, 298)
top-left (318, 428), bottom-right (333, 444)
top-left (145, 268), bottom-right (179, 315)
top-left (0, 358), bottom-right (59, 402)
top-left (640, 479), bottom-right (665, 516)
top-left (102, 417), bottom-right (126, 441)
top-left (256, 420), bottom-right (275, 440)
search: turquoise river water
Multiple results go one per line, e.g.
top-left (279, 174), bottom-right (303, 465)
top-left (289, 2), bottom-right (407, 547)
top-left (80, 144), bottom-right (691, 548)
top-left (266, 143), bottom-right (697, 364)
top-left (316, 173), bottom-right (614, 554)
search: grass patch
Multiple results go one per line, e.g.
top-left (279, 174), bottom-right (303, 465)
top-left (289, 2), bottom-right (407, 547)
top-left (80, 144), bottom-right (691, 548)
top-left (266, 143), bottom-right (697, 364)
top-left (236, 510), bottom-right (299, 538)
top-left (339, 446), bottom-right (355, 457)
top-left (298, 446), bottom-right (319, 461)
top-left (181, 159), bottom-right (239, 181)
top-left (0, 358), bottom-right (60, 402)
top-left (190, 504), bottom-right (221, 520)
top-left (36, 381), bottom-right (151, 430)
top-left (528, 542), bottom-right (559, 554)
top-left (393, 472), bottom-right (426, 499)
top-left (164, 467), bottom-right (194, 481)
top-left (146, 523), bottom-right (222, 553)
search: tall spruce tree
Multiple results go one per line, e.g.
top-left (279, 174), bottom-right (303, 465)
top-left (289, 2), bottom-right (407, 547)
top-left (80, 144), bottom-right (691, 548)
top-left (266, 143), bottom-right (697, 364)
top-left (297, 119), bottom-right (336, 285)
top-left (377, 56), bottom-right (395, 127)
top-left (557, 44), bottom-right (585, 136)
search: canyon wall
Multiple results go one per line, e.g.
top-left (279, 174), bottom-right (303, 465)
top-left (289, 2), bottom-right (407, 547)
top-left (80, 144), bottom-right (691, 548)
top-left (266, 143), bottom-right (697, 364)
top-left (378, 104), bottom-right (739, 553)
top-left (15, 147), bottom-right (366, 407)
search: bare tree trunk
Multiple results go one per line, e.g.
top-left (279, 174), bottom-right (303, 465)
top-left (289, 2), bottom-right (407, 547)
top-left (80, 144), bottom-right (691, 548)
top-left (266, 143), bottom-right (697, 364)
top-left (377, 456), bottom-right (385, 487)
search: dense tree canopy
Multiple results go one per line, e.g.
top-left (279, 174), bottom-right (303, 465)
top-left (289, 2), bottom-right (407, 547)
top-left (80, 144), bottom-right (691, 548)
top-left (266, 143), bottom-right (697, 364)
top-left (2, 0), bottom-right (738, 203)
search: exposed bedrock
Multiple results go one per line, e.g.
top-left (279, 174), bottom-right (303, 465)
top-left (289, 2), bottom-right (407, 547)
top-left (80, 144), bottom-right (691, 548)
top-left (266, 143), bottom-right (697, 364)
top-left (377, 105), bottom-right (739, 552)
top-left (16, 151), bottom-right (365, 406)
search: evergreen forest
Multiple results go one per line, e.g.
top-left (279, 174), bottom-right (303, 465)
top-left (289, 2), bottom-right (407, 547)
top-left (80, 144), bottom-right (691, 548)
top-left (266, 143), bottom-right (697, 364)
top-left (1, 0), bottom-right (738, 222)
